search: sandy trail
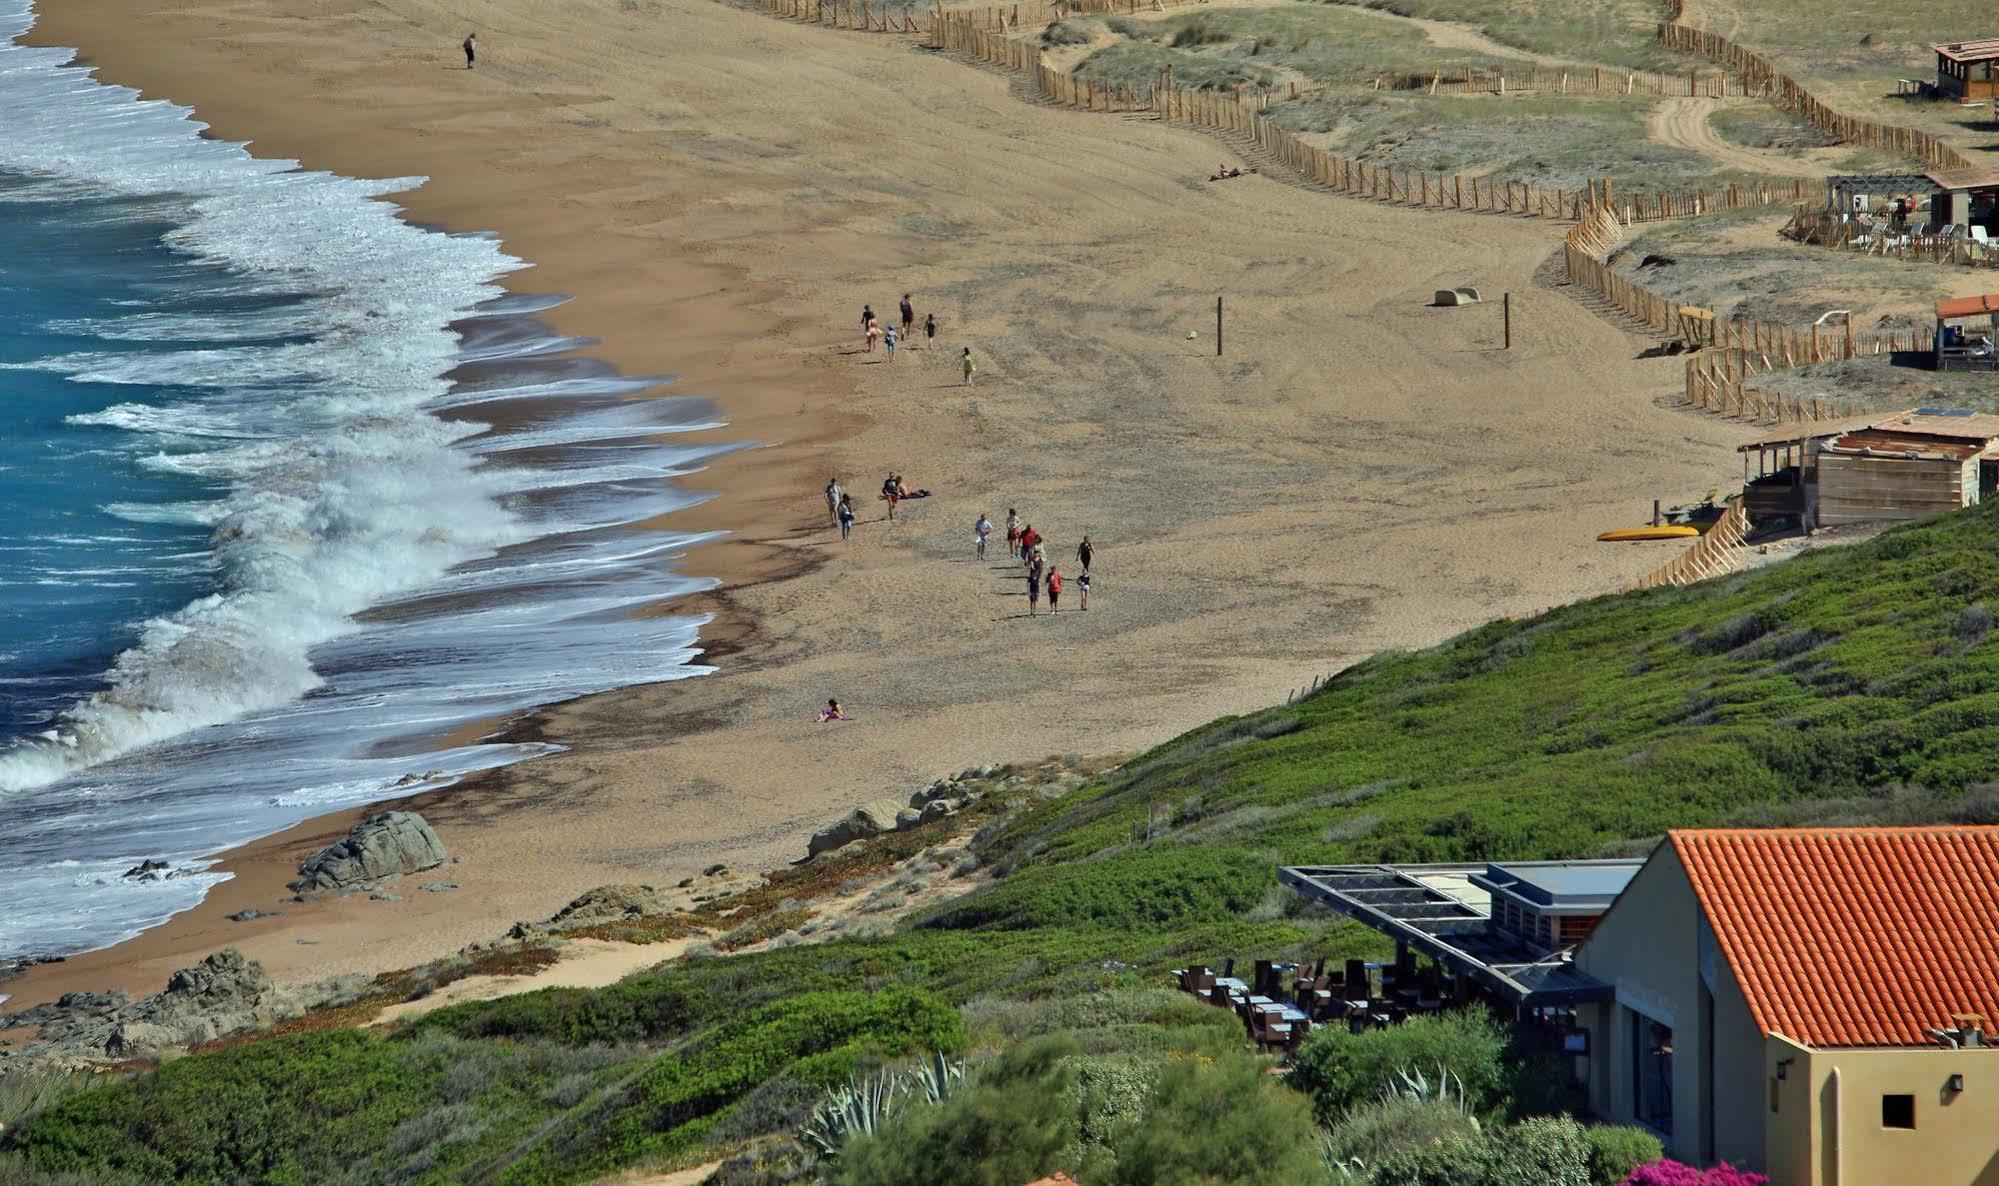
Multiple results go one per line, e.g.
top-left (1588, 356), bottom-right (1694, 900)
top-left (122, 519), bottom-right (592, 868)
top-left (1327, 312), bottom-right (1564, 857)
top-left (368, 938), bottom-right (693, 1026)
top-left (8, 0), bottom-right (1745, 1006)
top-left (1645, 96), bottom-right (1846, 178)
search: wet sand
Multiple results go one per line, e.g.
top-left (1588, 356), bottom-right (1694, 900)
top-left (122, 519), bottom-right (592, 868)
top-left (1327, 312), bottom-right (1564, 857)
top-left (6, 0), bottom-right (1745, 1007)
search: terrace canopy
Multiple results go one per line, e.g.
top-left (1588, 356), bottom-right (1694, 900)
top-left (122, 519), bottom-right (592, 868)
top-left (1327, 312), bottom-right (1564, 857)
top-left (1278, 863), bottom-right (1634, 1007)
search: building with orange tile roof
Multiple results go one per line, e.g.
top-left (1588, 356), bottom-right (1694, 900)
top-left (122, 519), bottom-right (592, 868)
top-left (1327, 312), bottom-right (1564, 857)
top-left (1573, 827), bottom-right (1999, 1185)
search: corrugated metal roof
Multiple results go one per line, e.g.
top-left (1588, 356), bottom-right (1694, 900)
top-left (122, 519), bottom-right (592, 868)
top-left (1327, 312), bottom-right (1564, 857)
top-left (1825, 429), bottom-right (1988, 460)
top-left (1673, 827), bottom-right (1999, 1048)
top-left (1934, 38), bottom-right (1999, 64)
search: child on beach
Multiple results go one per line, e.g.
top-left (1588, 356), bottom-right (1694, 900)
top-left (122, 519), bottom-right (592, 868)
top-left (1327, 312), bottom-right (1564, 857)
top-left (1005, 509), bottom-right (1021, 558)
top-left (1047, 567), bottom-right (1063, 613)
top-left (961, 347), bottom-right (976, 386)
top-left (1026, 569), bottom-right (1041, 615)
top-left (976, 513), bottom-right (992, 559)
top-left (883, 324), bottom-right (897, 360)
top-left (900, 294), bottom-right (914, 339)
top-left (924, 313), bottom-right (937, 347)
top-left (1077, 569), bottom-right (1090, 610)
top-left (825, 477), bottom-right (842, 522)
top-left (866, 318), bottom-right (882, 353)
top-left (838, 494), bottom-right (855, 540)
top-left (818, 698), bottom-right (849, 722)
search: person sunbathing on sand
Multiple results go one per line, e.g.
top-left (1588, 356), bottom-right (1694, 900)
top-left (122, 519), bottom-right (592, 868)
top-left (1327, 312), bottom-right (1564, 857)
top-left (1209, 163), bottom-right (1251, 181)
top-left (818, 698), bottom-right (850, 722)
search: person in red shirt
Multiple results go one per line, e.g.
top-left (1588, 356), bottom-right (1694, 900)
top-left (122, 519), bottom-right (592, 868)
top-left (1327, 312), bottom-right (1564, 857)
top-left (1047, 567), bottom-right (1063, 613)
top-left (1019, 525), bottom-right (1041, 563)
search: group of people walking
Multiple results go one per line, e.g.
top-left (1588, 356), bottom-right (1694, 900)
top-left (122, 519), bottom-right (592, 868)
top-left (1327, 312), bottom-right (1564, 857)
top-left (859, 296), bottom-right (977, 383)
top-left (862, 296), bottom-right (933, 360)
top-left (977, 508), bottom-right (1092, 616)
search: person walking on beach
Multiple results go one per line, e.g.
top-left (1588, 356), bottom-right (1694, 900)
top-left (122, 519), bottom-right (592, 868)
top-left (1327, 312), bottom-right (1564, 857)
top-left (825, 477), bottom-right (843, 522)
top-left (1047, 566), bottom-right (1063, 614)
top-left (1077, 569), bottom-right (1090, 611)
top-left (462, 32), bottom-right (476, 68)
top-left (1019, 524), bottom-right (1041, 564)
top-left (924, 312), bottom-right (936, 347)
top-left (838, 494), bottom-right (855, 540)
top-left (961, 347), bottom-right (976, 386)
top-left (883, 323), bottom-right (898, 361)
top-left (899, 294), bottom-right (914, 340)
top-left (882, 474), bottom-right (900, 520)
top-left (976, 513), bottom-right (992, 560)
top-left (865, 317), bottom-right (882, 354)
top-left (1005, 508), bottom-right (1021, 558)
top-left (1077, 534), bottom-right (1094, 574)
top-left (1026, 567), bottom-right (1041, 615)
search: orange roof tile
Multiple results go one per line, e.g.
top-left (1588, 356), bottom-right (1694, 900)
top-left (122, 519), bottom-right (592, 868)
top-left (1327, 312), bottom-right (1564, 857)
top-left (1672, 827), bottom-right (1999, 1048)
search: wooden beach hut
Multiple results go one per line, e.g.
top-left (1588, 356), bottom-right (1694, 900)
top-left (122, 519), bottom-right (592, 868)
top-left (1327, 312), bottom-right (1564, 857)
top-left (1738, 409), bottom-right (1999, 528)
top-left (1817, 410), bottom-right (1999, 526)
top-left (1933, 39), bottom-right (1999, 101)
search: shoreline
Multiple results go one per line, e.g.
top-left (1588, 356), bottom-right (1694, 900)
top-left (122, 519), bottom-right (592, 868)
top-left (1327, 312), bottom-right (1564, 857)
top-left (4, 0), bottom-right (1750, 1008)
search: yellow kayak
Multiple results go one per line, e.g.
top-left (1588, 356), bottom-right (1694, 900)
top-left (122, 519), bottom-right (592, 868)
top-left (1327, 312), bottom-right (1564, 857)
top-left (1598, 525), bottom-right (1700, 542)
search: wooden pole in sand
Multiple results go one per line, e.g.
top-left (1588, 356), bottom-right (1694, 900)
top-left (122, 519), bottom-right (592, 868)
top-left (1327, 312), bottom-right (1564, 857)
top-left (1216, 295), bottom-right (1224, 356)
top-left (1503, 292), bottom-right (1512, 350)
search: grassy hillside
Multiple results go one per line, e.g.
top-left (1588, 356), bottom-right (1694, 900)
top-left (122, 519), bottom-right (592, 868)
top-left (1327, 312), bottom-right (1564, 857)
top-left (12, 504), bottom-right (1999, 1184)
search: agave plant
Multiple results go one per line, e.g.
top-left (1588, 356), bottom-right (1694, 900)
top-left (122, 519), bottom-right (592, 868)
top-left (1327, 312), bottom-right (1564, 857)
top-left (906, 1050), bottom-right (966, 1105)
top-left (1380, 1062), bottom-right (1476, 1119)
top-left (795, 1053), bottom-right (968, 1163)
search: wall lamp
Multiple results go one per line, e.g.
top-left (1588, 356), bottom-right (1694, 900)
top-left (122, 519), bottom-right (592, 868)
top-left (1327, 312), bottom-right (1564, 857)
top-left (1775, 1058), bottom-right (1794, 1082)
top-left (1949, 1073), bottom-right (1966, 1094)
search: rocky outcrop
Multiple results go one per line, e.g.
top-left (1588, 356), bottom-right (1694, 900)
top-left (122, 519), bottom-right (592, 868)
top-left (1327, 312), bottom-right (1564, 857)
top-left (544, 884), bottom-right (676, 929)
top-left (1, 950), bottom-right (300, 1062)
top-left (806, 798), bottom-right (905, 857)
top-left (289, 811), bottom-right (445, 896)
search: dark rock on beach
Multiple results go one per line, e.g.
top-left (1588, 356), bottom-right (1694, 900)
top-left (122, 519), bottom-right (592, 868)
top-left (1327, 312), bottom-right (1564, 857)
top-left (290, 811), bottom-right (446, 896)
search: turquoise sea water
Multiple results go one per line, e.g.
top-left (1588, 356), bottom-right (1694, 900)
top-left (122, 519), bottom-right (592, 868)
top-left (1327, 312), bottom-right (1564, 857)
top-left (0, 0), bottom-right (728, 967)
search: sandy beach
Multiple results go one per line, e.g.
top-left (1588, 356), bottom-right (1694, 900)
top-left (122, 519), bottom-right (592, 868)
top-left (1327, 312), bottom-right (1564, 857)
top-left (6, 0), bottom-right (1749, 1007)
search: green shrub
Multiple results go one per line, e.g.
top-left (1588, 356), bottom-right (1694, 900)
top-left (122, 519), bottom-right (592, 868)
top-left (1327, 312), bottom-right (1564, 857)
top-left (1487, 1116), bottom-right (1590, 1186)
top-left (1289, 1011), bottom-right (1509, 1122)
top-left (1322, 1096), bottom-right (1480, 1166)
top-left (831, 1039), bottom-right (1083, 1186)
top-left (1584, 1124), bottom-right (1664, 1186)
top-left (0, 1072), bottom-right (101, 1134)
top-left (496, 986), bottom-right (962, 1185)
top-left (1104, 1054), bottom-right (1325, 1186)
top-left (12, 1030), bottom-right (426, 1184)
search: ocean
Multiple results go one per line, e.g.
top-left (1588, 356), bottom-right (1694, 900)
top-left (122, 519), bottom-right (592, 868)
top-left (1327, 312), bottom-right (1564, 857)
top-left (0, 0), bottom-right (725, 967)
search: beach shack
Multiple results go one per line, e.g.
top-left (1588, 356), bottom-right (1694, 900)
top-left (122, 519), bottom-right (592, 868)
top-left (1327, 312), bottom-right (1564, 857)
top-left (1926, 166), bottom-right (1999, 233)
top-left (1933, 38), bottom-right (1999, 101)
top-left (1738, 409), bottom-right (1999, 528)
top-left (1934, 292), bottom-right (1999, 370)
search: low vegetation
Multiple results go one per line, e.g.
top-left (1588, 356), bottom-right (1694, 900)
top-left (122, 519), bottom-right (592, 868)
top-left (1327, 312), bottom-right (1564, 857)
top-left (16, 503), bottom-right (1999, 1182)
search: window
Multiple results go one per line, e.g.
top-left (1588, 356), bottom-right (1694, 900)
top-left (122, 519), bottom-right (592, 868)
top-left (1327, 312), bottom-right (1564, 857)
top-left (1882, 1094), bottom-right (1916, 1129)
top-left (1628, 1010), bottom-right (1674, 1136)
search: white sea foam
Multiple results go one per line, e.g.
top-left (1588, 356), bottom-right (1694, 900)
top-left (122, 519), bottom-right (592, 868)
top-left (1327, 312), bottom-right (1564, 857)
top-left (0, 0), bottom-right (731, 960)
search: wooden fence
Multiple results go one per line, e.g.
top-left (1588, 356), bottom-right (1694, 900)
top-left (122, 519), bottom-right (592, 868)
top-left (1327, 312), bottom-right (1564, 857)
top-left (1562, 194), bottom-right (1902, 424)
top-left (1655, 21), bottom-right (1970, 171)
top-left (1632, 499), bottom-right (1751, 589)
top-left (1371, 64), bottom-right (1751, 98)
top-left (749, 0), bottom-right (1182, 34)
top-left (933, 15), bottom-right (1820, 224)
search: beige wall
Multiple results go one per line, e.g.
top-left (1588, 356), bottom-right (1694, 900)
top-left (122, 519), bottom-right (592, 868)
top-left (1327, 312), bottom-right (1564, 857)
top-left (1764, 1035), bottom-right (1999, 1186)
top-left (1575, 846), bottom-right (1766, 1166)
